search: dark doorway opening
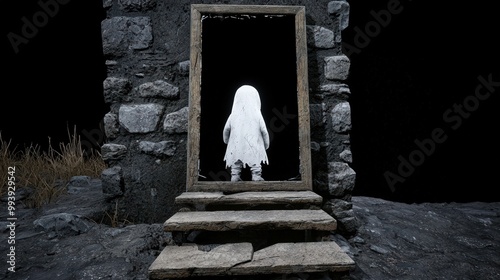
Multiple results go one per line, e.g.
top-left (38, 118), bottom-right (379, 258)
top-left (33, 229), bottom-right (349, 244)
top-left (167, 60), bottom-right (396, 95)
top-left (199, 14), bottom-right (300, 182)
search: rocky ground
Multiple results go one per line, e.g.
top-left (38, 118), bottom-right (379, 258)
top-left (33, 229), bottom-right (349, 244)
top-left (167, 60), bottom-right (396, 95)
top-left (341, 197), bottom-right (500, 280)
top-left (1, 176), bottom-right (499, 280)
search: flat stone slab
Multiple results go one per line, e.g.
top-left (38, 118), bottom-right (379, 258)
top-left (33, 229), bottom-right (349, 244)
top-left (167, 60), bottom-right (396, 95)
top-left (148, 243), bottom-right (253, 279)
top-left (232, 242), bottom-right (355, 275)
top-left (163, 209), bottom-right (336, 232)
top-left (175, 191), bottom-right (323, 206)
top-left (148, 242), bottom-right (355, 279)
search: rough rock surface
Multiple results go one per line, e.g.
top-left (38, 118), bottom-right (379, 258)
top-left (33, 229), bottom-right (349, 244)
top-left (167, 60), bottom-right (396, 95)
top-left (345, 196), bottom-right (500, 280)
top-left (1, 178), bottom-right (499, 279)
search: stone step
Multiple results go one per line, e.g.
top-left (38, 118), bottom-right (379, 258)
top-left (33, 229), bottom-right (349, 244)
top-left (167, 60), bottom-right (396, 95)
top-left (175, 191), bottom-right (323, 206)
top-left (148, 241), bottom-right (355, 279)
top-left (163, 209), bottom-right (336, 232)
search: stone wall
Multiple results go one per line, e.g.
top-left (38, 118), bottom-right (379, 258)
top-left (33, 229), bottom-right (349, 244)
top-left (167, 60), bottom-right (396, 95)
top-left (99, 0), bottom-right (358, 236)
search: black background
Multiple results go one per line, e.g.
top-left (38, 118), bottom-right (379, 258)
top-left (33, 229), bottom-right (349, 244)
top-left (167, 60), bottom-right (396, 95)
top-left (343, 0), bottom-right (499, 203)
top-left (1, 1), bottom-right (108, 152)
top-left (1, 1), bottom-right (498, 202)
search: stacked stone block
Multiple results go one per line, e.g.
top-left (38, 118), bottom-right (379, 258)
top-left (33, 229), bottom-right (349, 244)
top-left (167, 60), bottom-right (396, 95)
top-left (307, 0), bottom-right (358, 236)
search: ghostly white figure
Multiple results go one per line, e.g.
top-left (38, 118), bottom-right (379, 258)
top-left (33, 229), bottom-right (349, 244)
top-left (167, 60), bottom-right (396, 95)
top-left (223, 85), bottom-right (270, 181)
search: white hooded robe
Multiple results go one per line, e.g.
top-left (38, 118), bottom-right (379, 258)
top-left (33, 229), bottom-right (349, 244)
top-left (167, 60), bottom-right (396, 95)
top-left (223, 85), bottom-right (270, 168)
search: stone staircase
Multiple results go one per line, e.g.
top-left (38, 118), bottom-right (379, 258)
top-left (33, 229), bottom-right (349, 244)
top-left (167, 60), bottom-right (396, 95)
top-left (148, 191), bottom-right (355, 279)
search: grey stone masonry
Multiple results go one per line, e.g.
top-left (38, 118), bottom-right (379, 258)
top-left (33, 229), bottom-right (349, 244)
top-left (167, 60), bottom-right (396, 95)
top-left (99, 0), bottom-right (358, 237)
top-left (178, 60), bottom-right (190, 74)
top-left (331, 102), bottom-right (352, 133)
top-left (327, 162), bottom-right (356, 197)
top-left (323, 198), bottom-right (352, 217)
top-left (307, 25), bottom-right (335, 49)
top-left (119, 103), bottom-right (165, 133)
top-left (319, 83), bottom-right (351, 96)
top-left (103, 77), bottom-right (131, 104)
top-left (324, 55), bottom-right (350, 81)
top-left (118, 0), bottom-right (157, 12)
top-left (101, 143), bottom-right (127, 161)
top-left (163, 106), bottom-right (189, 134)
top-left (135, 80), bottom-right (180, 99)
top-left (328, 1), bottom-right (350, 31)
top-left (103, 112), bottom-right (119, 139)
top-left (101, 166), bottom-right (124, 199)
top-left (339, 149), bottom-right (353, 163)
top-left (103, 0), bottom-right (113, 9)
top-left (101, 16), bottom-right (153, 56)
top-left (139, 140), bottom-right (177, 157)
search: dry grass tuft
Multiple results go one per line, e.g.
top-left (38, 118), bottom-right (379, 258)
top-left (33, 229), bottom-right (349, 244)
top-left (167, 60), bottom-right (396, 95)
top-left (0, 127), bottom-right (106, 208)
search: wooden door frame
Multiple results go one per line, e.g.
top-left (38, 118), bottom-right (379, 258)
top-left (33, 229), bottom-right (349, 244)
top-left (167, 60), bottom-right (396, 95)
top-left (186, 4), bottom-right (312, 192)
